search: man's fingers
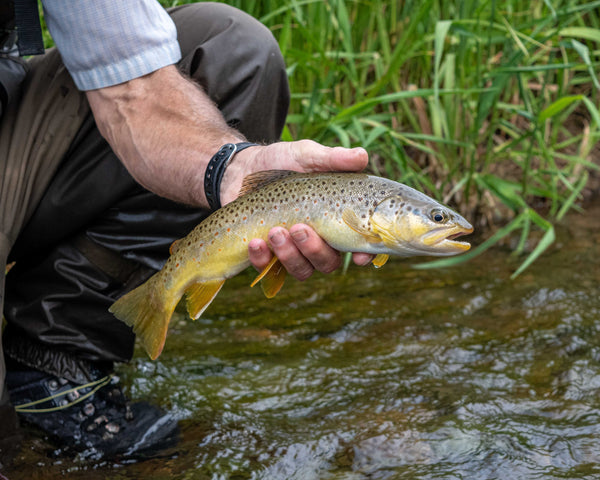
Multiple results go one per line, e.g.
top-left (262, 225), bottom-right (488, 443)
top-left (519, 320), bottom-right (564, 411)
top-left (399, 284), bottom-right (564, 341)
top-left (288, 224), bottom-right (342, 274)
top-left (248, 225), bottom-right (343, 282)
top-left (267, 227), bottom-right (315, 281)
top-left (248, 238), bottom-right (274, 270)
top-left (292, 140), bottom-right (369, 173)
top-left (249, 225), bottom-right (373, 283)
top-left (352, 252), bottom-right (375, 266)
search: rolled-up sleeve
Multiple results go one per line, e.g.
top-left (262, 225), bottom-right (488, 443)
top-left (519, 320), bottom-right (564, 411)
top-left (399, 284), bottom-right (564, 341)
top-left (41, 0), bottom-right (182, 90)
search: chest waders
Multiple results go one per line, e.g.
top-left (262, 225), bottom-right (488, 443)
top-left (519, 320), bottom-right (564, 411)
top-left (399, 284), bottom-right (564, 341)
top-left (1, 0), bottom-right (89, 463)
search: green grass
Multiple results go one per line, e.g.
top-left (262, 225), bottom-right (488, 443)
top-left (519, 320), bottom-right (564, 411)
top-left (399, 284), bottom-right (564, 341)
top-left (55, 1), bottom-right (600, 275)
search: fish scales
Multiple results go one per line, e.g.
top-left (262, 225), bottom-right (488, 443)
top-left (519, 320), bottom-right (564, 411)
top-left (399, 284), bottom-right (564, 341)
top-left (110, 171), bottom-right (473, 359)
top-left (168, 173), bottom-right (404, 281)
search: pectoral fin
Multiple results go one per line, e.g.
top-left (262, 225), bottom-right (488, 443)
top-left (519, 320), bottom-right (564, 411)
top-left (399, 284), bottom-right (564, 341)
top-left (372, 254), bottom-right (389, 268)
top-left (251, 255), bottom-right (287, 298)
top-left (185, 280), bottom-right (225, 319)
top-left (342, 209), bottom-right (381, 243)
top-left (370, 210), bottom-right (400, 247)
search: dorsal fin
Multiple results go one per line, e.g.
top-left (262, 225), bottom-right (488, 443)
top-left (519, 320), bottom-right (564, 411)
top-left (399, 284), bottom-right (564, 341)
top-left (238, 170), bottom-right (298, 197)
top-left (169, 239), bottom-right (181, 255)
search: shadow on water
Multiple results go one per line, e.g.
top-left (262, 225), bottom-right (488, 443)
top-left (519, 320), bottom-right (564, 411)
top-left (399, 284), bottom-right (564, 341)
top-left (3, 201), bottom-right (600, 479)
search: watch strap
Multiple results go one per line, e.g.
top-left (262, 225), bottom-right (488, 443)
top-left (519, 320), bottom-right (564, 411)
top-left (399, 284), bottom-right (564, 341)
top-left (204, 142), bottom-right (258, 210)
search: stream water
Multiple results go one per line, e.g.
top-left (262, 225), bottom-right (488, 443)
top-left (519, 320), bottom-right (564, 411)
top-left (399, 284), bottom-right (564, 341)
top-left (3, 202), bottom-right (600, 479)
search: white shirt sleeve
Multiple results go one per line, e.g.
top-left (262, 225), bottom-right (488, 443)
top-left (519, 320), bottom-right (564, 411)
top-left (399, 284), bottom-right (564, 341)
top-left (41, 0), bottom-right (182, 90)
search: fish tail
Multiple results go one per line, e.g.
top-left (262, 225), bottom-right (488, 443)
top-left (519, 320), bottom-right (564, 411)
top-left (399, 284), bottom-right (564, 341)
top-left (109, 273), bottom-right (177, 360)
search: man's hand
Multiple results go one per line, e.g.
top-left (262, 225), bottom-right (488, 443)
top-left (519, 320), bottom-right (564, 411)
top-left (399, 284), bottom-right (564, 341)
top-left (247, 224), bottom-right (375, 281)
top-left (222, 141), bottom-right (374, 280)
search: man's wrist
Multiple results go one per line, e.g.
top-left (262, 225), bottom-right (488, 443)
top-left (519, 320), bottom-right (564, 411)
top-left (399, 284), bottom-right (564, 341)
top-left (204, 142), bottom-right (259, 210)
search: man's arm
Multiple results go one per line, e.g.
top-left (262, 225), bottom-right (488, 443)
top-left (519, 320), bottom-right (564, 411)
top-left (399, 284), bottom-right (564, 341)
top-left (86, 66), bottom-right (243, 207)
top-left (86, 65), bottom-right (373, 278)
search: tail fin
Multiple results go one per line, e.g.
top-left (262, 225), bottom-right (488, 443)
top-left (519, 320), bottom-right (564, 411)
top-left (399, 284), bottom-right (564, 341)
top-left (109, 274), bottom-right (176, 360)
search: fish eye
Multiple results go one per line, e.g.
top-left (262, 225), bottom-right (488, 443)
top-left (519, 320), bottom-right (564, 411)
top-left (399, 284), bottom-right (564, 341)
top-left (431, 209), bottom-right (449, 223)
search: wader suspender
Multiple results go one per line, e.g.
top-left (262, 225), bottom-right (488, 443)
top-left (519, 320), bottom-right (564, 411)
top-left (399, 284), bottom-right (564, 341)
top-left (12, 0), bottom-right (44, 55)
top-left (0, 0), bottom-right (44, 114)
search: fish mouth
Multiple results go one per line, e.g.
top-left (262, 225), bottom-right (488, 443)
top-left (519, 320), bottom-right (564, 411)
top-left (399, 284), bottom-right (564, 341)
top-left (422, 226), bottom-right (474, 252)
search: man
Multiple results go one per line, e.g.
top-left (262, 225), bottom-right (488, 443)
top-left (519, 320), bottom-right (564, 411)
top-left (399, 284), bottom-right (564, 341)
top-left (0, 1), bottom-right (371, 460)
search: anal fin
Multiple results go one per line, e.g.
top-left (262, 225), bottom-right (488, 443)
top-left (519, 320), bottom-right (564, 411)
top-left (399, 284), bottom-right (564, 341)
top-left (251, 255), bottom-right (287, 298)
top-left (185, 280), bottom-right (225, 319)
top-left (372, 254), bottom-right (389, 268)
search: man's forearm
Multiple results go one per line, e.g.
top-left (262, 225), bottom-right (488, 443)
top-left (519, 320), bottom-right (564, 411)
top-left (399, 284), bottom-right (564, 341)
top-left (86, 65), bottom-right (245, 207)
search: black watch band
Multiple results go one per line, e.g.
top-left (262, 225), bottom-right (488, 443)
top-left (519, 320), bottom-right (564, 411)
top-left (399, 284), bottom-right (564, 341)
top-left (204, 142), bottom-right (258, 211)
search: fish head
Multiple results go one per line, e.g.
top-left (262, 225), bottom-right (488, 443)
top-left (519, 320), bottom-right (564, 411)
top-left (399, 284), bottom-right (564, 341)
top-left (371, 193), bottom-right (474, 257)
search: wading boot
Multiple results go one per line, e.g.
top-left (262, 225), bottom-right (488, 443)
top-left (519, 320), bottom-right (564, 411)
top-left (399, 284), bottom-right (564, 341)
top-left (5, 359), bottom-right (179, 459)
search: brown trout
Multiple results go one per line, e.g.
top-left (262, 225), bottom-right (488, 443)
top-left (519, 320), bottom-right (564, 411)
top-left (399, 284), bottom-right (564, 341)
top-left (110, 171), bottom-right (473, 359)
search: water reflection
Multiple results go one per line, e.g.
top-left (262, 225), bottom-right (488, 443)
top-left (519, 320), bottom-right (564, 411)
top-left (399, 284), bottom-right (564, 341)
top-left (4, 204), bottom-right (600, 479)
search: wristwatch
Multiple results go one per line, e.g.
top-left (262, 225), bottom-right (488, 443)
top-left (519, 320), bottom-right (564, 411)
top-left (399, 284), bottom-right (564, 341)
top-left (204, 142), bottom-right (258, 211)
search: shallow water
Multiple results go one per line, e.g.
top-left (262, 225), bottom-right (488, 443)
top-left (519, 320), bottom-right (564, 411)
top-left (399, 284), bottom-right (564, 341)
top-left (3, 202), bottom-right (600, 479)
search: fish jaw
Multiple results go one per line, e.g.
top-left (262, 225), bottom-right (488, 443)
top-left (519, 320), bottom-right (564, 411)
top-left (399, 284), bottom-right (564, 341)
top-left (421, 224), bottom-right (474, 253)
